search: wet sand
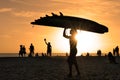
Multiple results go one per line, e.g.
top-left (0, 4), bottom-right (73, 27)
top-left (0, 56), bottom-right (120, 80)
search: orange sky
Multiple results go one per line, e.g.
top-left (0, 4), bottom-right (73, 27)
top-left (0, 0), bottom-right (120, 55)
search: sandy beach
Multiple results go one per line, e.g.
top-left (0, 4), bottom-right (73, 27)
top-left (0, 56), bottom-right (120, 80)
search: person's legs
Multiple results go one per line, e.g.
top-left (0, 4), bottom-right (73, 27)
top-left (74, 61), bottom-right (80, 75)
top-left (47, 52), bottom-right (48, 56)
top-left (72, 56), bottom-right (80, 75)
top-left (112, 57), bottom-right (117, 64)
top-left (67, 56), bottom-right (73, 77)
top-left (68, 62), bottom-right (72, 77)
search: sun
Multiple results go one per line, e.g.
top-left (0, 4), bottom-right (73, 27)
top-left (75, 30), bottom-right (101, 56)
top-left (53, 29), bottom-right (101, 56)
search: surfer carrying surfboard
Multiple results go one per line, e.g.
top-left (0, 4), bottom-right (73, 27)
top-left (63, 28), bottom-right (80, 77)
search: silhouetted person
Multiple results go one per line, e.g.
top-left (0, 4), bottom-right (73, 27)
top-left (22, 45), bottom-right (26, 57)
top-left (19, 45), bottom-right (26, 57)
top-left (66, 52), bottom-right (68, 57)
top-left (97, 50), bottom-right (102, 56)
top-left (35, 53), bottom-right (39, 57)
top-left (63, 28), bottom-right (80, 77)
top-left (29, 43), bottom-right (34, 57)
top-left (115, 46), bottom-right (119, 56)
top-left (113, 48), bottom-right (115, 56)
top-left (44, 38), bottom-right (52, 56)
top-left (42, 53), bottom-right (45, 57)
top-left (86, 52), bottom-right (90, 56)
top-left (19, 45), bottom-right (23, 57)
top-left (108, 52), bottom-right (117, 64)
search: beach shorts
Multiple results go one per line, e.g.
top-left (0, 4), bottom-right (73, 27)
top-left (67, 56), bottom-right (77, 64)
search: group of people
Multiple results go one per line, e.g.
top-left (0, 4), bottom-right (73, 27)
top-left (19, 39), bottom-right (52, 57)
top-left (18, 28), bottom-right (79, 77)
top-left (63, 28), bottom-right (120, 77)
top-left (113, 46), bottom-right (119, 56)
top-left (19, 27), bottom-right (120, 78)
top-left (19, 43), bottom-right (34, 57)
top-left (18, 26), bottom-right (120, 78)
top-left (19, 45), bottom-right (26, 57)
top-left (108, 52), bottom-right (118, 64)
top-left (107, 46), bottom-right (119, 64)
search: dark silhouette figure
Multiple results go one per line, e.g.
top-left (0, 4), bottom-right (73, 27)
top-left (22, 45), bottom-right (26, 57)
top-left (86, 52), bottom-right (90, 56)
top-left (19, 45), bottom-right (26, 57)
top-left (108, 52), bottom-right (117, 64)
top-left (115, 46), bottom-right (119, 56)
top-left (66, 52), bottom-right (68, 57)
top-left (113, 48), bottom-right (115, 56)
top-left (44, 38), bottom-right (52, 56)
top-left (42, 53), bottom-right (45, 57)
top-left (35, 53), bottom-right (39, 57)
top-left (63, 28), bottom-right (80, 77)
top-left (97, 50), bottom-right (102, 56)
top-left (28, 43), bottom-right (34, 57)
top-left (19, 45), bottom-right (23, 57)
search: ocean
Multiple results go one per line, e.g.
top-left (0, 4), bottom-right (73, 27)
top-left (0, 53), bottom-right (104, 57)
top-left (0, 53), bottom-right (66, 57)
top-left (0, 53), bottom-right (18, 57)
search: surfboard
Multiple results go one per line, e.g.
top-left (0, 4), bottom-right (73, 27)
top-left (31, 12), bottom-right (108, 34)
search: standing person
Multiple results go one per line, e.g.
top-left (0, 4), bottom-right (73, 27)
top-left (22, 45), bottom-right (26, 57)
top-left (115, 46), bottom-right (119, 56)
top-left (108, 52), bottom-right (117, 64)
top-left (19, 45), bottom-right (23, 57)
top-left (63, 28), bottom-right (80, 77)
top-left (44, 38), bottom-right (52, 56)
top-left (29, 43), bottom-right (34, 57)
top-left (113, 48), bottom-right (115, 56)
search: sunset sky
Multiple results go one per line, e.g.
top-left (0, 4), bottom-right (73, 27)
top-left (0, 0), bottom-right (120, 55)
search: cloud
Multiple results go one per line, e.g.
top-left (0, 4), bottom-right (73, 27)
top-left (0, 34), bottom-right (11, 39)
top-left (3, 0), bottom-right (120, 21)
top-left (0, 8), bottom-right (12, 13)
top-left (10, 0), bottom-right (56, 7)
top-left (12, 11), bottom-right (42, 18)
top-left (51, 0), bottom-right (83, 4)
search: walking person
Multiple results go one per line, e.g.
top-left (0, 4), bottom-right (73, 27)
top-left (115, 46), bottom-right (119, 56)
top-left (29, 43), bottom-right (34, 57)
top-left (19, 45), bottom-right (23, 57)
top-left (22, 45), bottom-right (26, 57)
